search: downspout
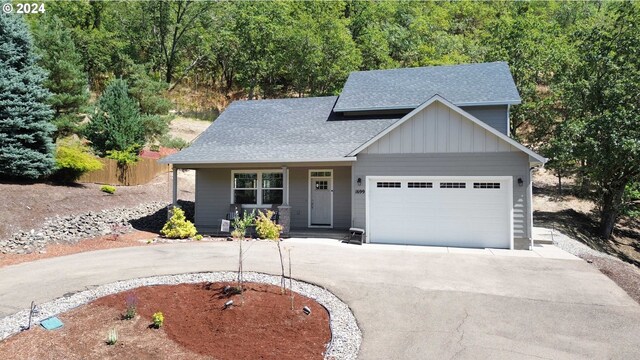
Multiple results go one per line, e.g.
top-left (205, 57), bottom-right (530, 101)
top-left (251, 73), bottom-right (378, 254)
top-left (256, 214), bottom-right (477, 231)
top-left (528, 165), bottom-right (540, 250)
top-left (507, 104), bottom-right (511, 137)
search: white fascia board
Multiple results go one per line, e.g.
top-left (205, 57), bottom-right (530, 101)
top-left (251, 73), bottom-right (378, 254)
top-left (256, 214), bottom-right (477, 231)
top-left (348, 94), bottom-right (547, 164)
top-left (160, 157), bottom-right (357, 165)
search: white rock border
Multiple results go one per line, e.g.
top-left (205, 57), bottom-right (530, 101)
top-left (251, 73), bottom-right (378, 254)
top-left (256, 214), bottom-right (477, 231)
top-left (0, 272), bottom-right (361, 360)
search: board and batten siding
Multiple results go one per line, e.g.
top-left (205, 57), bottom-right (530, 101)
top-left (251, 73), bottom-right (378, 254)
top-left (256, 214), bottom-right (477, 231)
top-left (352, 153), bottom-right (532, 249)
top-left (195, 166), bottom-right (351, 233)
top-left (361, 102), bottom-right (516, 155)
top-left (460, 105), bottom-right (509, 135)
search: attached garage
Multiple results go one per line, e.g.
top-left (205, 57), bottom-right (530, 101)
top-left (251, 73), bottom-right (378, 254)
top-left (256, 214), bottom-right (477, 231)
top-left (366, 176), bottom-right (513, 249)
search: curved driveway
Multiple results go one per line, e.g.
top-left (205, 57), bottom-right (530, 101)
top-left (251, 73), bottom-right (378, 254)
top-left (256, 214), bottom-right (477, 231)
top-left (1, 240), bottom-right (639, 359)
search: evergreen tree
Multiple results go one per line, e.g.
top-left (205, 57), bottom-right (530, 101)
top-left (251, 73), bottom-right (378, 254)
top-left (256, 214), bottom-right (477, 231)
top-left (84, 79), bottom-right (145, 155)
top-left (31, 15), bottom-right (89, 139)
top-left (0, 10), bottom-right (56, 180)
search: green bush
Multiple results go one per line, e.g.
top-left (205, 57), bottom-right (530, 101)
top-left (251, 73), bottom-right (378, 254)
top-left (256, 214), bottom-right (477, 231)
top-left (141, 114), bottom-right (171, 143)
top-left (161, 207), bottom-right (197, 239)
top-left (53, 140), bottom-right (103, 183)
top-left (159, 135), bottom-right (189, 150)
top-left (194, 234), bottom-right (203, 241)
top-left (101, 185), bottom-right (116, 194)
top-left (106, 144), bottom-right (140, 166)
top-left (231, 210), bottom-right (255, 239)
top-left (255, 210), bottom-right (282, 240)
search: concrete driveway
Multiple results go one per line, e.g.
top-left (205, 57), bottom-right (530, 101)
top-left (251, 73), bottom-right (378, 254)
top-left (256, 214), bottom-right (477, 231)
top-left (0, 240), bottom-right (639, 359)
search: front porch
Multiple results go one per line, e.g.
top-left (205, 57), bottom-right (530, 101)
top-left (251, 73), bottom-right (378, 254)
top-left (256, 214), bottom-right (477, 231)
top-left (169, 164), bottom-right (353, 236)
top-left (287, 228), bottom-right (350, 240)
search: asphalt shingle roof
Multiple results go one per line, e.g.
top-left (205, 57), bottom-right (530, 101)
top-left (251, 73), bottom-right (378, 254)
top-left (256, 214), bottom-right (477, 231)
top-left (161, 96), bottom-right (400, 164)
top-left (334, 62), bottom-right (521, 112)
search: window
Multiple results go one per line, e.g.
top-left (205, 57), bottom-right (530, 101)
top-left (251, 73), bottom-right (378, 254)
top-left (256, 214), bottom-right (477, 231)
top-left (408, 182), bottom-right (432, 188)
top-left (440, 182), bottom-right (466, 189)
top-left (377, 182), bottom-right (401, 188)
top-left (310, 171), bottom-right (331, 177)
top-left (315, 180), bottom-right (328, 190)
top-left (473, 182), bottom-right (501, 189)
top-left (233, 171), bottom-right (284, 205)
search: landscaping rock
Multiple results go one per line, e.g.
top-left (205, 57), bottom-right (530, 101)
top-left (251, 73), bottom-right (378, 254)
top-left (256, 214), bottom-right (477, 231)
top-left (0, 201), bottom-right (195, 254)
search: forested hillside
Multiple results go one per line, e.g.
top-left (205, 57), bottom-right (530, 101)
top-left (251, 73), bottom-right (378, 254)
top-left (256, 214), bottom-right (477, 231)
top-left (1, 0), bottom-right (638, 240)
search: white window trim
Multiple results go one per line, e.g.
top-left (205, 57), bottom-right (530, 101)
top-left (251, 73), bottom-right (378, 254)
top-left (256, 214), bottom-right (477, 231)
top-left (308, 169), bottom-right (333, 228)
top-left (231, 169), bottom-right (288, 208)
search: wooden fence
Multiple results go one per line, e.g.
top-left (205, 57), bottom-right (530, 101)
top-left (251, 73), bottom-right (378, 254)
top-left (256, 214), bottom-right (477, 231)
top-left (79, 157), bottom-right (171, 186)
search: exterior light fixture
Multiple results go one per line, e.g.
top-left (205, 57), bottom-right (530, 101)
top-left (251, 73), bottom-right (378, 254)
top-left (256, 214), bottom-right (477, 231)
top-left (517, 177), bottom-right (524, 187)
top-left (357, 177), bottom-right (362, 186)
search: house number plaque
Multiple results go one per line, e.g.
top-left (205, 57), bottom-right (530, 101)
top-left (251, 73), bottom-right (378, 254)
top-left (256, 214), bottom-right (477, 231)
top-left (355, 189), bottom-right (365, 194)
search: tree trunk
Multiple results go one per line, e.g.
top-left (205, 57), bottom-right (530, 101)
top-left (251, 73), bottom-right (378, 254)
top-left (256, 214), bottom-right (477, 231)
top-left (557, 174), bottom-right (562, 196)
top-left (599, 183), bottom-right (626, 239)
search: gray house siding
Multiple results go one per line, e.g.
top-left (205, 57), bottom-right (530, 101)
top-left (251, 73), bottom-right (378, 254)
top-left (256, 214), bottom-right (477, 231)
top-left (460, 105), bottom-right (509, 135)
top-left (194, 166), bottom-right (351, 233)
top-left (352, 152), bottom-right (532, 249)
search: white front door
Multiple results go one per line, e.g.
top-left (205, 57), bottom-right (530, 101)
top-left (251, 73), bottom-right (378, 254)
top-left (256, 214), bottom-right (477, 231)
top-left (310, 174), bottom-right (332, 226)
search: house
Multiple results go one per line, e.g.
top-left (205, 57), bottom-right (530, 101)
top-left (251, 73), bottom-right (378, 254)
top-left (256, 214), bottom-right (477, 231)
top-left (160, 62), bottom-right (546, 250)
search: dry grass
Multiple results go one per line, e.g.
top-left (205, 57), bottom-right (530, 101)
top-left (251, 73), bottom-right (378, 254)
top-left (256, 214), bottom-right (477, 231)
top-left (533, 168), bottom-right (640, 266)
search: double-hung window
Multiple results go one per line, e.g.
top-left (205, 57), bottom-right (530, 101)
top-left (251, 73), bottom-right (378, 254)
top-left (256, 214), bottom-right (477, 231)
top-left (232, 171), bottom-right (283, 206)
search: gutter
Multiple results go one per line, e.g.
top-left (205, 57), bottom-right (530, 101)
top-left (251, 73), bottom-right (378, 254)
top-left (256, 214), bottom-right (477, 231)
top-left (159, 157), bottom-right (358, 165)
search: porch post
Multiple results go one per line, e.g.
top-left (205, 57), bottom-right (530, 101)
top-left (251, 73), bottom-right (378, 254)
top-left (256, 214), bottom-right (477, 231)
top-left (281, 166), bottom-right (289, 205)
top-left (278, 165), bottom-right (291, 236)
top-left (172, 167), bottom-right (178, 206)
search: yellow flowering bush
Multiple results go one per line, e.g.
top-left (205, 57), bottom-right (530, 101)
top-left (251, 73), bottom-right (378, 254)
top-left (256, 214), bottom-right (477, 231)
top-left (161, 207), bottom-right (197, 239)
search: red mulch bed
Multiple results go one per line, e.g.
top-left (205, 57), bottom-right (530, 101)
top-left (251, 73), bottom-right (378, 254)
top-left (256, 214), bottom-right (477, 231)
top-left (0, 282), bottom-right (331, 360)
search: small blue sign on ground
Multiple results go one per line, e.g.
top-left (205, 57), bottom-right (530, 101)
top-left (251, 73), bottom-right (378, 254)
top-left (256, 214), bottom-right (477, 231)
top-left (40, 317), bottom-right (63, 330)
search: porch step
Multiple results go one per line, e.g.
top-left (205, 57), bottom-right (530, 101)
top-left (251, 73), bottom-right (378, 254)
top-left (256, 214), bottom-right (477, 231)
top-left (532, 227), bottom-right (556, 245)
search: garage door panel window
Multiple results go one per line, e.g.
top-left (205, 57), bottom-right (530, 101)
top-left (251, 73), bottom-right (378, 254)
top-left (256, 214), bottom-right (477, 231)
top-left (439, 182), bottom-right (466, 189)
top-left (377, 182), bottom-right (401, 188)
top-left (408, 182), bottom-right (433, 188)
top-left (473, 182), bottom-right (501, 189)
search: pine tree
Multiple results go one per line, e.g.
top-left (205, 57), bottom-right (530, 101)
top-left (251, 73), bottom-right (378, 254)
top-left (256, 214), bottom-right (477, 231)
top-left (31, 15), bottom-right (89, 139)
top-left (0, 10), bottom-right (56, 180)
top-left (84, 79), bottom-right (145, 155)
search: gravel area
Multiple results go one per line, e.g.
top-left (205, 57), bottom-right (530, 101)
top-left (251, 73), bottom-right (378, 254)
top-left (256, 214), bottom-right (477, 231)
top-left (0, 272), bottom-right (361, 360)
top-left (548, 228), bottom-right (640, 304)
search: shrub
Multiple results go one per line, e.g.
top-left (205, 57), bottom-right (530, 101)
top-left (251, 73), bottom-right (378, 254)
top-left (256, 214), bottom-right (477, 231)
top-left (152, 312), bottom-right (164, 328)
top-left (106, 144), bottom-right (141, 166)
top-left (101, 185), bottom-right (116, 194)
top-left (231, 210), bottom-right (255, 239)
top-left (159, 135), bottom-right (189, 150)
top-left (123, 294), bottom-right (137, 320)
top-left (255, 210), bottom-right (282, 240)
top-left (106, 328), bottom-right (118, 345)
top-left (194, 234), bottom-right (203, 241)
top-left (161, 207), bottom-right (197, 239)
top-left (53, 140), bottom-right (103, 183)
top-left (141, 114), bottom-right (171, 143)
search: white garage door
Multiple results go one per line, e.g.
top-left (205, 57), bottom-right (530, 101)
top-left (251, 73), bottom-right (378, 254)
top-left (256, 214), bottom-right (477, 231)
top-left (367, 177), bottom-right (511, 248)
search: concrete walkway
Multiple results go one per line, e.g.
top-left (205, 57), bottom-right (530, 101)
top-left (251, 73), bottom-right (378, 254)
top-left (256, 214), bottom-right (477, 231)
top-left (1, 241), bottom-right (639, 359)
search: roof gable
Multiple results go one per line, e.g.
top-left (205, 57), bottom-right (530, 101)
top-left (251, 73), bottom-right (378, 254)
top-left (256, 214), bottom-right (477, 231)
top-left (349, 95), bottom-right (546, 164)
top-left (334, 62), bottom-right (521, 112)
